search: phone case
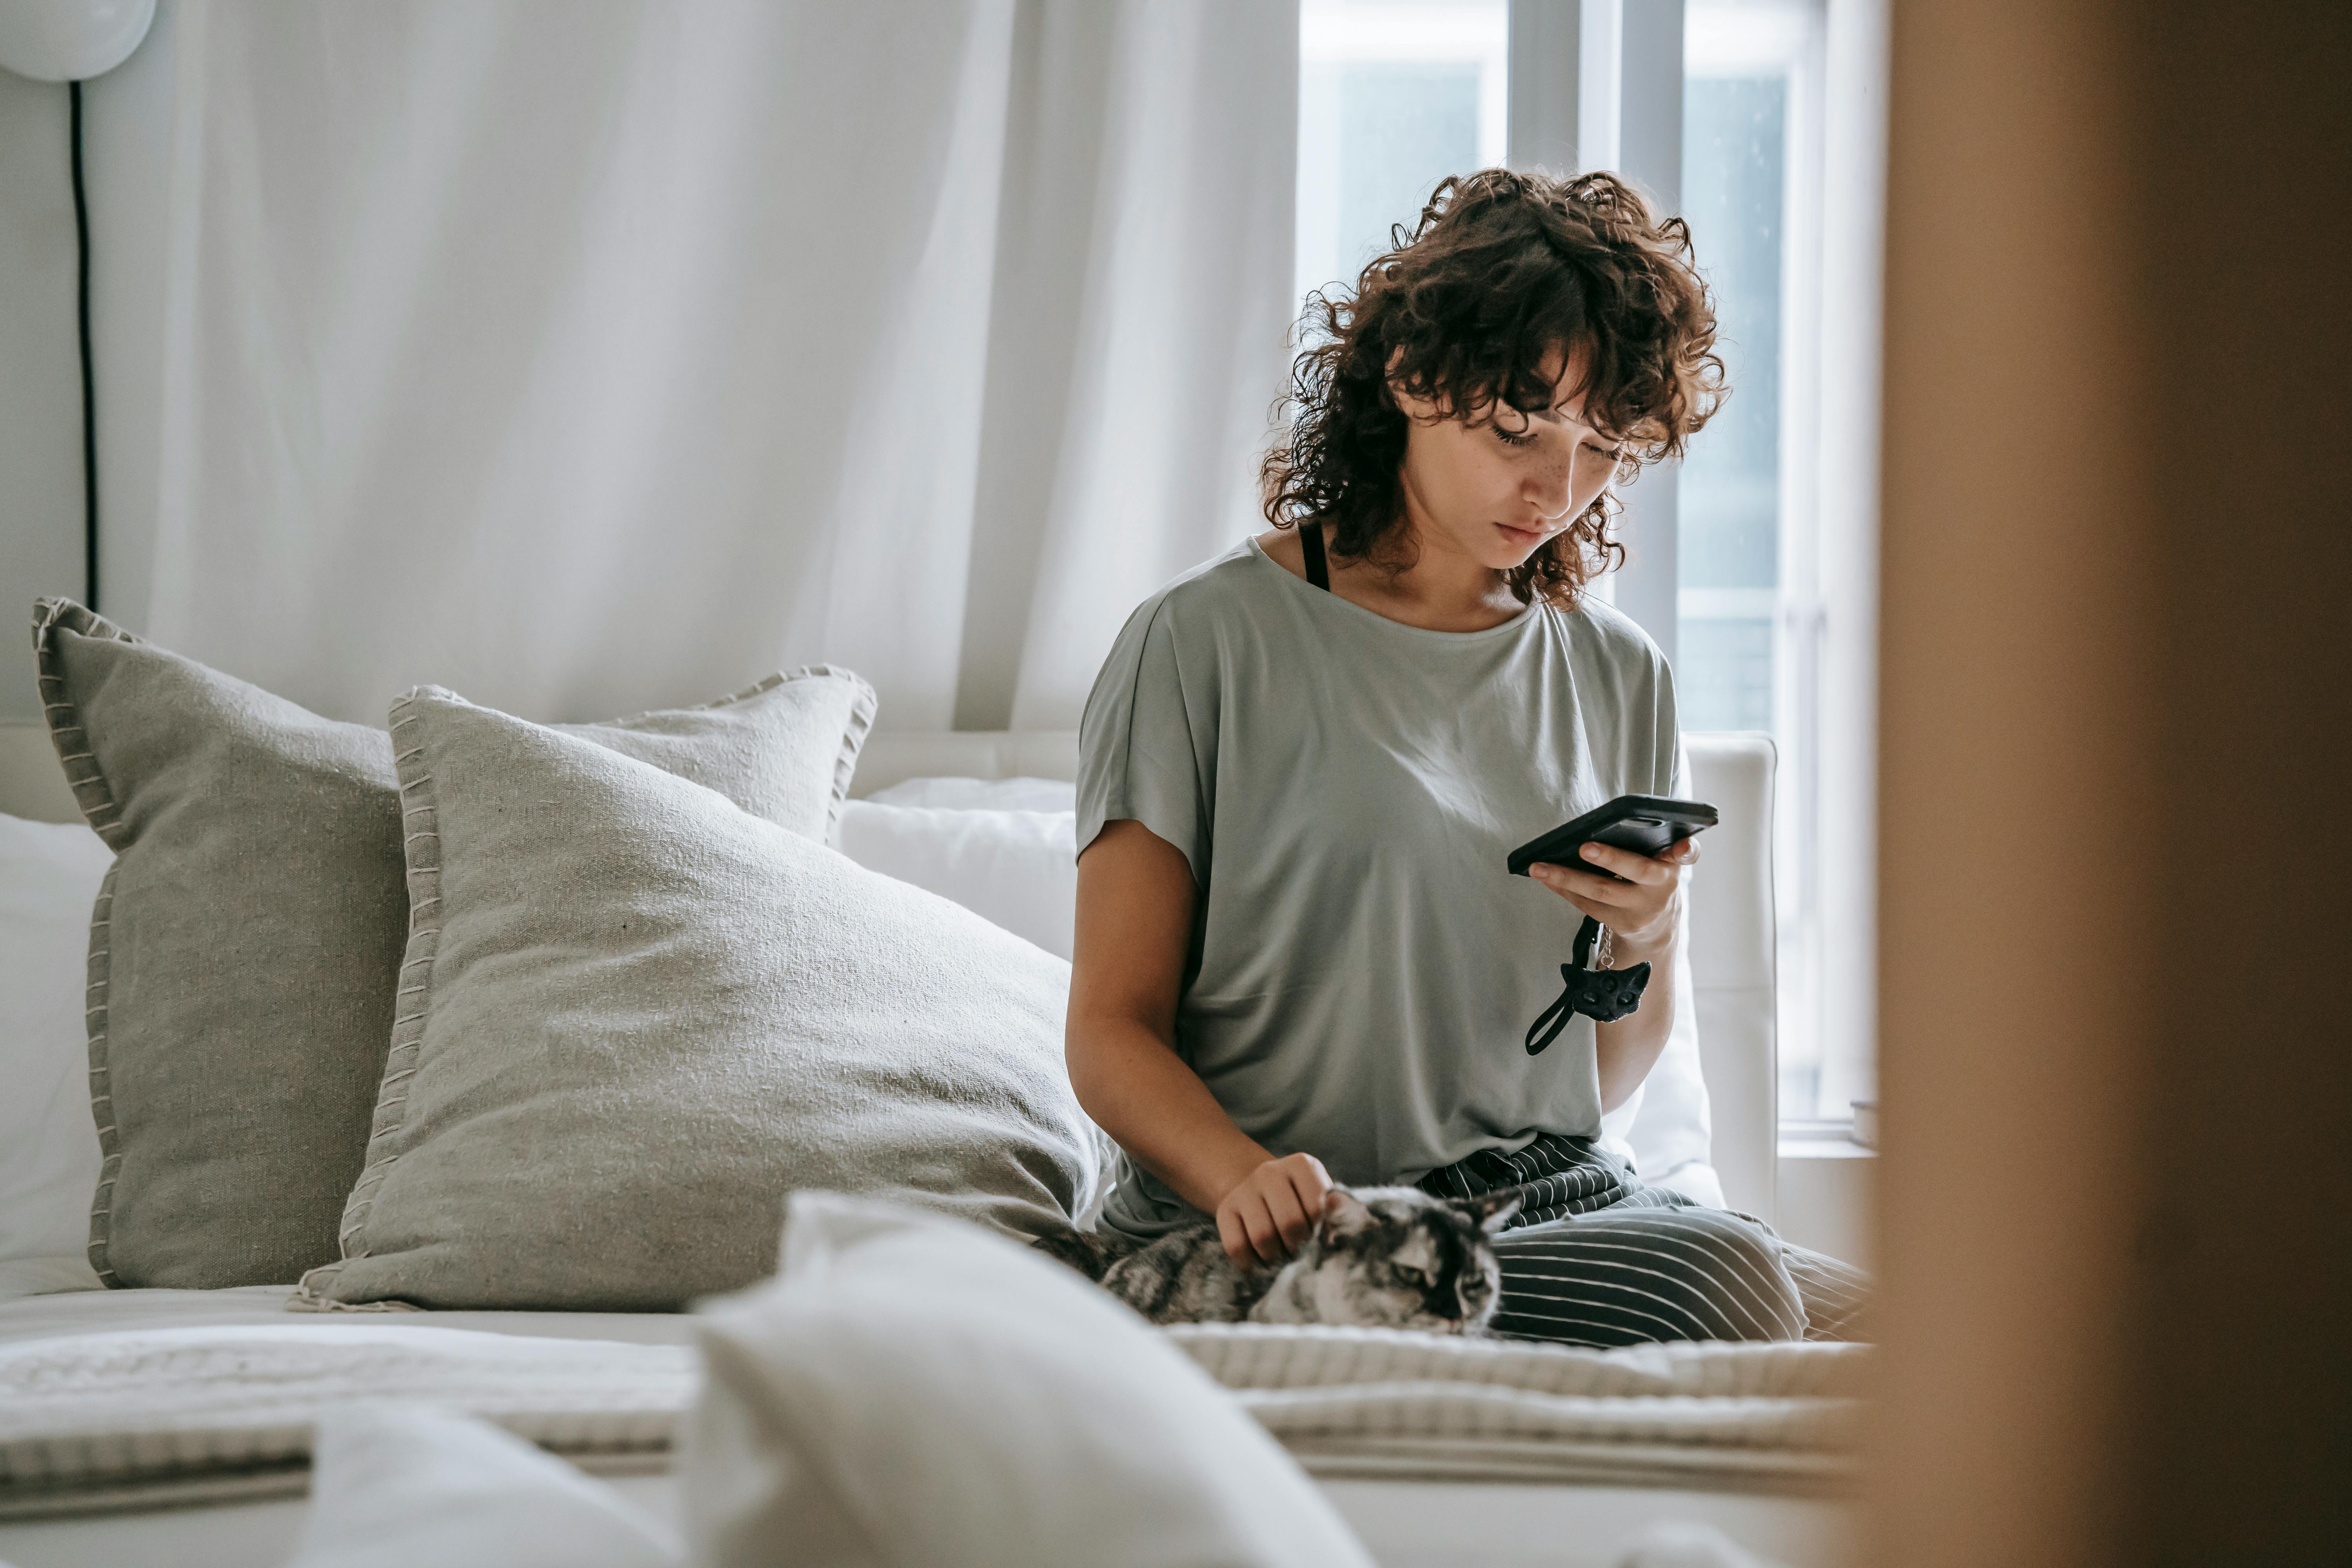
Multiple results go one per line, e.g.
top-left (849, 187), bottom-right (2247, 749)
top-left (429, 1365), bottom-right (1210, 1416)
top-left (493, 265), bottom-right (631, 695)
top-left (1506, 794), bottom-right (1719, 880)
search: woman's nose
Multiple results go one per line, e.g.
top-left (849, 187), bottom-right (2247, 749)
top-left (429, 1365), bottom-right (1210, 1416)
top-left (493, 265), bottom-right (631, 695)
top-left (1529, 462), bottom-right (1576, 521)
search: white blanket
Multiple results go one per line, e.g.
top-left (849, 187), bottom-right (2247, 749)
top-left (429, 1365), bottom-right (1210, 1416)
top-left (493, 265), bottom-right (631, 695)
top-left (0, 1289), bottom-right (1863, 1519)
top-left (1172, 1324), bottom-right (1864, 1488)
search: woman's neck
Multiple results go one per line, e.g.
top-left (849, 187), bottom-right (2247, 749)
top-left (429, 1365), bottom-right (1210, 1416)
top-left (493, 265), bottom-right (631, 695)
top-left (1259, 523), bottom-right (1525, 633)
top-left (1373, 515), bottom-right (1519, 626)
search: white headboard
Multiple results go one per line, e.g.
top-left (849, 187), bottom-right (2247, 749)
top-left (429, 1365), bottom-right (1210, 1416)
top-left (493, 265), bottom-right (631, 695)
top-left (0, 719), bottom-right (1778, 1216)
top-left (847, 731), bottom-right (1080, 798)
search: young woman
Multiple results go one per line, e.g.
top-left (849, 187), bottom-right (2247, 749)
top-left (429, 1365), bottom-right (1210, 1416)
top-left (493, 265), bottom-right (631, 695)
top-left (1068, 169), bottom-right (1865, 1347)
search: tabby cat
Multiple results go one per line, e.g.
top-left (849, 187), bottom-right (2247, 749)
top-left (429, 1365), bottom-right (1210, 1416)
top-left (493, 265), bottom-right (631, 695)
top-left (1038, 1185), bottom-right (1524, 1334)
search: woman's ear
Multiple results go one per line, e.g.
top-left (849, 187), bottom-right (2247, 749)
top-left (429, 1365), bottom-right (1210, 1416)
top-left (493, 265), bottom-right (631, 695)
top-left (1388, 380), bottom-right (1443, 422)
top-left (1383, 345), bottom-right (1445, 422)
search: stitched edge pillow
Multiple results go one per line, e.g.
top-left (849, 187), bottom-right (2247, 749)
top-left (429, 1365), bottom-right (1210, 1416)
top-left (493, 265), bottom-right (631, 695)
top-left (293, 687), bottom-right (1105, 1312)
top-left (31, 598), bottom-right (874, 1289)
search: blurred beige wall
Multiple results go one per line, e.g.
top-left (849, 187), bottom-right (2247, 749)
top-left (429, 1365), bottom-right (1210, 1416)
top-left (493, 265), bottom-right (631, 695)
top-left (1871, 2), bottom-right (2350, 1563)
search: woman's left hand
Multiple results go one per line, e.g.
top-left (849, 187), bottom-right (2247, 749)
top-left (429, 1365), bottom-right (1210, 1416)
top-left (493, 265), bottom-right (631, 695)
top-left (1530, 837), bottom-right (1699, 957)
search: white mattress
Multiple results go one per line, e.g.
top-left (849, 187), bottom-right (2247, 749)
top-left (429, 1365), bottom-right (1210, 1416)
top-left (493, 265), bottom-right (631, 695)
top-left (0, 1284), bottom-right (698, 1349)
top-left (0, 1285), bottom-right (1857, 1568)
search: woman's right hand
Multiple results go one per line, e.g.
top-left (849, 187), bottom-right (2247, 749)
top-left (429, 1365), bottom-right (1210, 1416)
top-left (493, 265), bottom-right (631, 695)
top-left (1214, 1152), bottom-right (1334, 1269)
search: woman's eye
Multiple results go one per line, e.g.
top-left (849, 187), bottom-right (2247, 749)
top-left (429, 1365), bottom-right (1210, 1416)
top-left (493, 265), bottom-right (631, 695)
top-left (1581, 441), bottom-right (1620, 463)
top-left (1494, 424), bottom-right (1536, 448)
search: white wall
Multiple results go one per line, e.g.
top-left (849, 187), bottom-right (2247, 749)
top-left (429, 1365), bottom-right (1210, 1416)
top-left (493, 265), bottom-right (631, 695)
top-left (0, 3), bottom-right (1296, 735)
top-left (0, 69), bottom-right (87, 722)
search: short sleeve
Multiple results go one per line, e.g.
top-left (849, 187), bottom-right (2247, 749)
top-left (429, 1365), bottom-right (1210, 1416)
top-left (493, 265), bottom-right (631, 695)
top-left (1076, 595), bottom-right (1214, 887)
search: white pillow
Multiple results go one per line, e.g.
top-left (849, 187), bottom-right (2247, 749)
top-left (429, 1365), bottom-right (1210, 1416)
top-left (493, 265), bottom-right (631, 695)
top-left (0, 813), bottom-right (113, 1296)
top-left (864, 775), bottom-right (1077, 812)
top-left (835, 801), bottom-right (1077, 959)
top-left (1606, 888), bottom-right (1724, 1207)
top-left (683, 1192), bottom-right (1374, 1568)
top-left (287, 1402), bottom-right (681, 1568)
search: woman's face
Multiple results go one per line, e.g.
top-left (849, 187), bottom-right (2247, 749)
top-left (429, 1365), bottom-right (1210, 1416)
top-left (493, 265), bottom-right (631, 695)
top-left (1390, 345), bottom-right (1624, 573)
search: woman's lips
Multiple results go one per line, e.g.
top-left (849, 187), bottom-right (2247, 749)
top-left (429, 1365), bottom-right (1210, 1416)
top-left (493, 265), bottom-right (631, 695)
top-left (1495, 522), bottom-right (1546, 546)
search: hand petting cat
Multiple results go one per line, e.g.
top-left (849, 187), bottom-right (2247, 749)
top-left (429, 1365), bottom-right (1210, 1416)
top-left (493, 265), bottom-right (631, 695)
top-left (1216, 1150), bottom-right (1335, 1267)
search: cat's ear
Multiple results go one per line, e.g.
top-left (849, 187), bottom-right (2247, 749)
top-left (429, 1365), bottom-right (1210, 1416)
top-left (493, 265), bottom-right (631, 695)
top-left (1464, 1185), bottom-right (1524, 1234)
top-left (1318, 1187), bottom-right (1373, 1241)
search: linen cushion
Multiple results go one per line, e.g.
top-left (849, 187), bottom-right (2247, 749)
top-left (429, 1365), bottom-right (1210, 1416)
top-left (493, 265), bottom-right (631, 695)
top-left (0, 813), bottom-right (114, 1298)
top-left (294, 688), bottom-right (1106, 1312)
top-left (31, 598), bottom-right (873, 1290)
top-left (684, 1192), bottom-right (1372, 1568)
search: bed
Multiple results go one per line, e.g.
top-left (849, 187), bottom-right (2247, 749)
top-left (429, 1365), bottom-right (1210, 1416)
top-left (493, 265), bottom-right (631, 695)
top-left (0, 721), bottom-right (1854, 1568)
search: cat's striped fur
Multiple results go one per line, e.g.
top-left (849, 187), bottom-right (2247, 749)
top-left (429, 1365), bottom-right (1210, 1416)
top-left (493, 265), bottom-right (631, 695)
top-left (1037, 1184), bottom-right (1524, 1333)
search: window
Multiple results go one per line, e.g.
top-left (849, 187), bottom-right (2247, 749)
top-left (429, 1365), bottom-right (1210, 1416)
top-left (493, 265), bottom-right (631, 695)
top-left (1296, 0), bottom-right (1508, 313)
top-left (1295, 0), bottom-right (1879, 1127)
top-left (1677, 71), bottom-right (1786, 739)
top-left (1680, 1), bottom-right (1850, 1122)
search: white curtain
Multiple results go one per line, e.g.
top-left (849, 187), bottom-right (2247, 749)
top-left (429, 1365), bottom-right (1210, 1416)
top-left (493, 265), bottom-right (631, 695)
top-left (81, 0), bottom-right (1296, 730)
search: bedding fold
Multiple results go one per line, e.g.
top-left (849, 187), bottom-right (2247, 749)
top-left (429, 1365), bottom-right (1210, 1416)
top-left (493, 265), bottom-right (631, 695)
top-left (0, 1311), bottom-right (1865, 1519)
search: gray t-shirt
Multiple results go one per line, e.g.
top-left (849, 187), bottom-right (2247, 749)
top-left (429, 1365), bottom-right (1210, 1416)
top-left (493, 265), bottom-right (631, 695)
top-left (1078, 536), bottom-right (1684, 1239)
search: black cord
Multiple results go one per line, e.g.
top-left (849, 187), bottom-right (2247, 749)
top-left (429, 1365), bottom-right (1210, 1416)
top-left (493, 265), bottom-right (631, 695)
top-left (71, 80), bottom-right (99, 613)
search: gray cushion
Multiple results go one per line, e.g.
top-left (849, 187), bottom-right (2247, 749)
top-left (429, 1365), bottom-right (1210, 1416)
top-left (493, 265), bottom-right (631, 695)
top-left (294, 687), bottom-right (1104, 1312)
top-left (31, 598), bottom-right (873, 1289)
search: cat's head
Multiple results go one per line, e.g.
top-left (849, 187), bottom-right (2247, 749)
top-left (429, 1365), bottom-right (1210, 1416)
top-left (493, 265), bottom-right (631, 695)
top-left (1280, 1184), bottom-right (1523, 1336)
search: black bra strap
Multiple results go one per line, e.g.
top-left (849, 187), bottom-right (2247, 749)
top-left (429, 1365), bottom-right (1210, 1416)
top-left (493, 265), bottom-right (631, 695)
top-left (1301, 520), bottom-right (1330, 591)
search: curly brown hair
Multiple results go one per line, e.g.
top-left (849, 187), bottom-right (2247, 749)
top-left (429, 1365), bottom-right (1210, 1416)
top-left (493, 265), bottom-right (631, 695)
top-left (1261, 168), bottom-right (1725, 608)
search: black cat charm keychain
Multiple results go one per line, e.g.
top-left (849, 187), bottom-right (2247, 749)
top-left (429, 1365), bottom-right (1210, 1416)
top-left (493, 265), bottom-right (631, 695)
top-left (1521, 915), bottom-right (1650, 1055)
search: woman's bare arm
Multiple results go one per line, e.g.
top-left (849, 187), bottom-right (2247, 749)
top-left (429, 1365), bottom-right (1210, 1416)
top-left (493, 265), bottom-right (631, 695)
top-left (1591, 923), bottom-right (1681, 1112)
top-left (1067, 820), bottom-right (1331, 1264)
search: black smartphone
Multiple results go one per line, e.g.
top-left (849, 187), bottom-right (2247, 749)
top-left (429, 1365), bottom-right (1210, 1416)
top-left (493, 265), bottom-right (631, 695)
top-left (1506, 795), bottom-right (1719, 881)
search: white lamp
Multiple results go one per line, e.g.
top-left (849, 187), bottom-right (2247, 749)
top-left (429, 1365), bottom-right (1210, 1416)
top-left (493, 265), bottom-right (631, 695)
top-left (0, 0), bottom-right (156, 82)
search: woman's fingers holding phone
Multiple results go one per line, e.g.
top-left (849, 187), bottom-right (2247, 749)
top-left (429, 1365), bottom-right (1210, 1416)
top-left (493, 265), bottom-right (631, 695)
top-left (1529, 859), bottom-right (1640, 905)
top-left (1530, 838), bottom-right (1695, 950)
top-left (1579, 838), bottom-right (1699, 882)
top-left (1532, 869), bottom-right (1634, 929)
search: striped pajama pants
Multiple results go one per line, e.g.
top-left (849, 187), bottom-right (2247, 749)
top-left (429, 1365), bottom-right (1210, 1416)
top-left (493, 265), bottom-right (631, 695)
top-left (1418, 1134), bottom-right (1871, 1347)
